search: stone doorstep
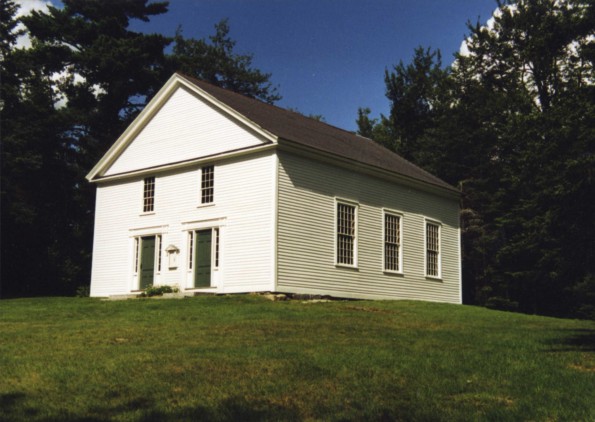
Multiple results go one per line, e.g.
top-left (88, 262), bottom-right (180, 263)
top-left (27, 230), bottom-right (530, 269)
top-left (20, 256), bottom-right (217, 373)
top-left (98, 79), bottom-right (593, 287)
top-left (104, 294), bottom-right (141, 301)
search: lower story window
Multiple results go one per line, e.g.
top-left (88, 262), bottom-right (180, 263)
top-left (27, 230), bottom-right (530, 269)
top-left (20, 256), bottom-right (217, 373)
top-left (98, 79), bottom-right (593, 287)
top-left (384, 213), bottom-right (401, 272)
top-left (336, 201), bottom-right (357, 266)
top-left (426, 221), bottom-right (440, 277)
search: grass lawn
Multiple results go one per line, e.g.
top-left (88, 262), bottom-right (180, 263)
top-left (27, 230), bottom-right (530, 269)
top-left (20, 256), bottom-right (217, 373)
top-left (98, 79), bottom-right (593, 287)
top-left (0, 295), bottom-right (594, 421)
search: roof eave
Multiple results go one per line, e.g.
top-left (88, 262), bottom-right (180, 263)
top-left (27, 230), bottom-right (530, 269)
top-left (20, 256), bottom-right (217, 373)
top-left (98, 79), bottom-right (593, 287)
top-left (277, 138), bottom-right (460, 199)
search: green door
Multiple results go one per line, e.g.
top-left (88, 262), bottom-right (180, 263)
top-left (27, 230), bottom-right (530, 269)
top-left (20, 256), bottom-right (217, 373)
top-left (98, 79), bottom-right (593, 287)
top-left (194, 229), bottom-right (212, 288)
top-left (139, 236), bottom-right (156, 289)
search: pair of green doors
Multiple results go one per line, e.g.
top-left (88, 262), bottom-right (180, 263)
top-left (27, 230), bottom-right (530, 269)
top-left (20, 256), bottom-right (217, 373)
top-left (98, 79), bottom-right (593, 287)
top-left (138, 231), bottom-right (212, 290)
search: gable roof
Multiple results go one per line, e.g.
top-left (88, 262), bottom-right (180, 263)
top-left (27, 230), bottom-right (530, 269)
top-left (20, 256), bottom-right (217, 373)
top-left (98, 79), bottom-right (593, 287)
top-left (88, 72), bottom-right (457, 194)
top-left (176, 73), bottom-right (458, 194)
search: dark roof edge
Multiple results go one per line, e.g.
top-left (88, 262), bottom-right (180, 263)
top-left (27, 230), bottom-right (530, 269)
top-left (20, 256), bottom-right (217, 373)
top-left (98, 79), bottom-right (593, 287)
top-left (175, 72), bottom-right (459, 195)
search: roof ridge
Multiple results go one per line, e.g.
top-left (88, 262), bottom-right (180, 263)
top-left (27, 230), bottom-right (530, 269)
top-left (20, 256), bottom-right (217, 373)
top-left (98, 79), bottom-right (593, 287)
top-left (176, 71), bottom-right (356, 132)
top-left (175, 72), bottom-right (458, 194)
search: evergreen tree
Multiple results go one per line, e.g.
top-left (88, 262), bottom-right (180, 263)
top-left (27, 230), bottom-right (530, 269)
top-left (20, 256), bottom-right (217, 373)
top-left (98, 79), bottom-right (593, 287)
top-left (361, 0), bottom-right (594, 317)
top-left (171, 19), bottom-right (281, 104)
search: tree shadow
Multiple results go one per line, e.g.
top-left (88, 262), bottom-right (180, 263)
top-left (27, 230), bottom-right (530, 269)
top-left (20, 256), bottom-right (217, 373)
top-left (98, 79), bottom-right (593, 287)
top-left (0, 392), bottom-right (33, 422)
top-left (139, 396), bottom-right (301, 422)
top-left (546, 328), bottom-right (595, 352)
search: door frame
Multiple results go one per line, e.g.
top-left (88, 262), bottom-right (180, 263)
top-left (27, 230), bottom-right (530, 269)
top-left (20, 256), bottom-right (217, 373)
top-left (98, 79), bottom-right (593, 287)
top-left (129, 225), bottom-right (167, 292)
top-left (182, 218), bottom-right (226, 291)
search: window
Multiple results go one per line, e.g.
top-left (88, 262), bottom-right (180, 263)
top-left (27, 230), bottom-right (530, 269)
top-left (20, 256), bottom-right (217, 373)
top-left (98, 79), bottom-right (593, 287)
top-left (426, 221), bottom-right (440, 277)
top-left (201, 165), bottom-right (214, 204)
top-left (134, 237), bottom-right (140, 273)
top-left (384, 213), bottom-right (402, 272)
top-left (336, 201), bottom-right (357, 266)
top-left (143, 177), bottom-right (155, 212)
top-left (214, 228), bottom-right (220, 269)
top-left (156, 235), bottom-right (162, 272)
top-left (188, 232), bottom-right (194, 270)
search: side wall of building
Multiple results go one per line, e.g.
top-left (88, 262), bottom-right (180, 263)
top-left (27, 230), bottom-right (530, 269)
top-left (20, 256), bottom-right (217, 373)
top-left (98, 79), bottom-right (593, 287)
top-left (90, 151), bottom-right (276, 297)
top-left (276, 150), bottom-right (461, 303)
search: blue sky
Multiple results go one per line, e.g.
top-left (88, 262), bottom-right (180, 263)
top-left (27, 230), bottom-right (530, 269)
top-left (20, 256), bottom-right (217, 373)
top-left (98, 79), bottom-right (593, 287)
top-left (131, 0), bottom-right (497, 131)
top-left (21, 0), bottom-right (497, 131)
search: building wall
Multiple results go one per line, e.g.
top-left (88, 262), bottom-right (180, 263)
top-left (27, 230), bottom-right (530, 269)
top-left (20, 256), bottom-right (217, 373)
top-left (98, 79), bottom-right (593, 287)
top-left (104, 86), bottom-right (268, 177)
top-left (276, 150), bottom-right (461, 303)
top-left (90, 151), bottom-right (276, 297)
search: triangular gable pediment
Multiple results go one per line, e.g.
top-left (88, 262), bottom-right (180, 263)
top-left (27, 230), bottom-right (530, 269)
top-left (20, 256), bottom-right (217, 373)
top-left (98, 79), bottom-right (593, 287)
top-left (86, 74), bottom-right (277, 181)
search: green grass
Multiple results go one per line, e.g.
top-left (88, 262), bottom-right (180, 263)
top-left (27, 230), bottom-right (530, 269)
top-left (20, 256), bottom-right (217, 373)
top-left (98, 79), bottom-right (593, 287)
top-left (1, 295), bottom-right (594, 421)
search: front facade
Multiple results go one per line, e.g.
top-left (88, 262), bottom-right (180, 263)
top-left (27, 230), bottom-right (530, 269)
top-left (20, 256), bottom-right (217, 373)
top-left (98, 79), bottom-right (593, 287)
top-left (88, 73), bottom-right (461, 303)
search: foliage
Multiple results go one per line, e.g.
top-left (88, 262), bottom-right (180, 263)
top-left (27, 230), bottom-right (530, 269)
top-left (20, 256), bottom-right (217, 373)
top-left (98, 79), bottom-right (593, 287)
top-left (1, 296), bottom-right (594, 421)
top-left (360, 0), bottom-right (595, 318)
top-left (171, 19), bottom-right (281, 104)
top-left (139, 284), bottom-right (178, 297)
top-left (75, 285), bottom-right (90, 297)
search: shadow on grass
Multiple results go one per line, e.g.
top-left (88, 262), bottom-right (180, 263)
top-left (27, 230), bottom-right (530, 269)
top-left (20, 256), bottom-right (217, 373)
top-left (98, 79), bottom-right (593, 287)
top-left (139, 396), bottom-right (301, 422)
top-left (1, 393), bottom-right (302, 422)
top-left (547, 328), bottom-right (595, 352)
top-left (0, 392), bottom-right (39, 422)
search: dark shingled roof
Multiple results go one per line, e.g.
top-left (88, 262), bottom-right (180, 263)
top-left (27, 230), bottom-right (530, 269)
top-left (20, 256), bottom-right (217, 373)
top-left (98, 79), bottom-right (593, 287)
top-left (177, 73), bottom-right (458, 193)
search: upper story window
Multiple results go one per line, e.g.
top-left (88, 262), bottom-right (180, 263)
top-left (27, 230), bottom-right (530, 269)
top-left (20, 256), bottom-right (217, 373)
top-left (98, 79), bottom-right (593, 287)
top-left (336, 201), bottom-right (357, 267)
top-left (384, 212), bottom-right (402, 273)
top-left (143, 177), bottom-right (155, 213)
top-left (201, 165), bottom-right (214, 204)
top-left (426, 221), bottom-right (441, 278)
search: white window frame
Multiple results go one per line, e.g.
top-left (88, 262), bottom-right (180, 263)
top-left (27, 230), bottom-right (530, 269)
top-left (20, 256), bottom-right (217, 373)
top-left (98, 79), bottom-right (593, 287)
top-left (335, 198), bottom-right (358, 268)
top-left (383, 209), bottom-right (403, 274)
top-left (425, 219), bottom-right (442, 279)
top-left (142, 176), bottom-right (155, 214)
top-left (198, 165), bottom-right (215, 206)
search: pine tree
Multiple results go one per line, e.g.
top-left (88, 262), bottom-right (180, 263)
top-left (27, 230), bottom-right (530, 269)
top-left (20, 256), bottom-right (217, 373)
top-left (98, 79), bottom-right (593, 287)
top-left (171, 19), bottom-right (281, 104)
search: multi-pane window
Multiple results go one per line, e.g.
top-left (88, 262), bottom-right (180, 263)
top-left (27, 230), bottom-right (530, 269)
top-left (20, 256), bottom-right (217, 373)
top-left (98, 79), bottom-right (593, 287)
top-left (426, 222), bottom-right (440, 277)
top-left (336, 202), bottom-right (356, 266)
top-left (143, 177), bottom-right (155, 212)
top-left (384, 213), bottom-right (401, 272)
top-left (188, 232), bottom-right (194, 270)
top-left (134, 237), bottom-right (140, 273)
top-left (156, 235), bottom-right (162, 272)
top-left (201, 166), bottom-right (214, 204)
top-left (214, 228), bottom-right (220, 269)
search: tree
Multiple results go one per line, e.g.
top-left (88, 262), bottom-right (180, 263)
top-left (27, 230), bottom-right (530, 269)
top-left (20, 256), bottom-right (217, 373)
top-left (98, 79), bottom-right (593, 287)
top-left (2, 0), bottom-right (171, 297)
top-left (459, 0), bottom-right (595, 316)
top-left (360, 0), bottom-right (595, 317)
top-left (171, 19), bottom-right (280, 104)
top-left (382, 47), bottom-right (449, 166)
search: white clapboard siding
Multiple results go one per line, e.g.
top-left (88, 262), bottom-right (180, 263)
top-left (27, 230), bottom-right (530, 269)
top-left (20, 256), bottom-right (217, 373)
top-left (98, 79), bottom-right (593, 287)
top-left (276, 151), bottom-right (461, 304)
top-left (90, 151), bottom-right (275, 296)
top-left (104, 86), bottom-right (268, 176)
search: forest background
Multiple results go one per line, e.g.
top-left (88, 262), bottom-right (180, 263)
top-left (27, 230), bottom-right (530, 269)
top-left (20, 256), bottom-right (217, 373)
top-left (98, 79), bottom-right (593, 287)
top-left (1, 0), bottom-right (593, 319)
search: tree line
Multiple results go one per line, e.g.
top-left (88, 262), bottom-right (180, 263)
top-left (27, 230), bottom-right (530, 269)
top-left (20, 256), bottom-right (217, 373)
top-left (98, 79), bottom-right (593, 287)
top-left (1, 0), bottom-right (593, 318)
top-left (357, 0), bottom-right (594, 318)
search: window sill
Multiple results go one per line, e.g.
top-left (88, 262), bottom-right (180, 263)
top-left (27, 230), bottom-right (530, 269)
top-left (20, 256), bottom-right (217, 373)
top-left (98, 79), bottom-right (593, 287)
top-left (197, 203), bottom-right (216, 209)
top-left (140, 212), bottom-right (155, 216)
top-left (384, 270), bottom-right (404, 276)
top-left (335, 264), bottom-right (359, 271)
top-left (425, 275), bottom-right (443, 282)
